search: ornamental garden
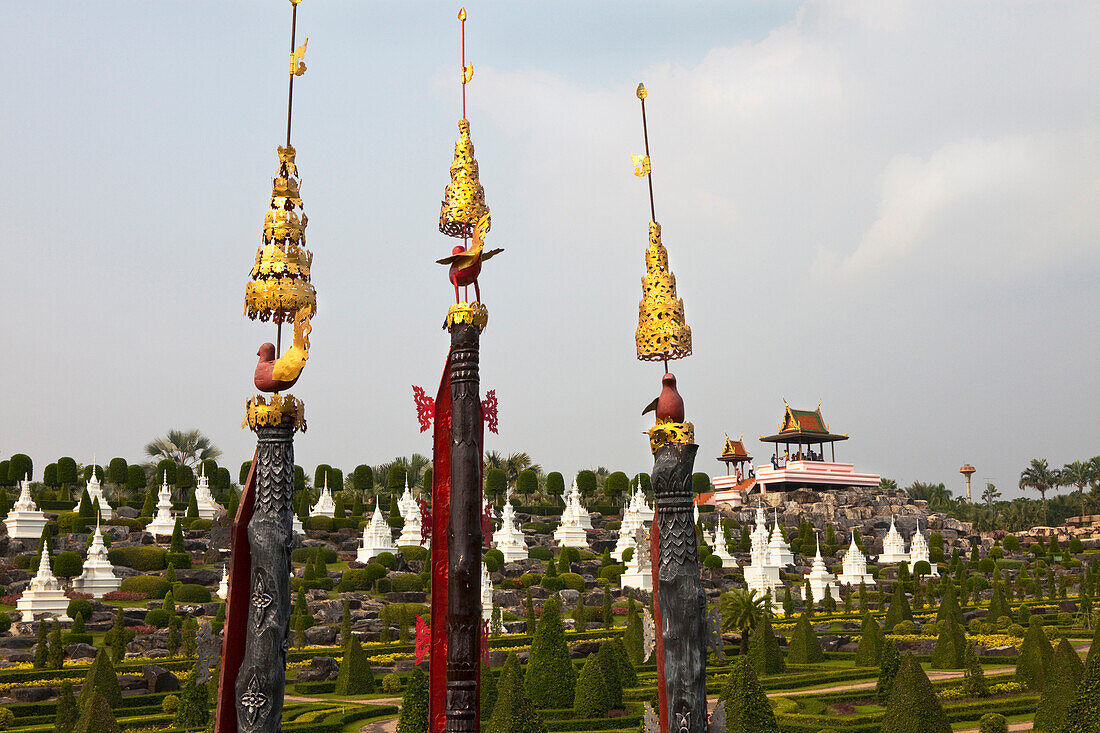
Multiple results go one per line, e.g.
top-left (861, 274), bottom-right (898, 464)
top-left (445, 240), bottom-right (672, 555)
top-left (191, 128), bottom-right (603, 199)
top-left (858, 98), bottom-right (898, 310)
top-left (0, 447), bottom-right (1098, 733)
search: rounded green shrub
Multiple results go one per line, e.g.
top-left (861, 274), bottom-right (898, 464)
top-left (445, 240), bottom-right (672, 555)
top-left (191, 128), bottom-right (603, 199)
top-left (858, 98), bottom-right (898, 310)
top-left (164, 552), bottom-right (191, 569)
top-left (527, 546), bottom-right (552, 561)
top-left (144, 609), bottom-right (171, 628)
top-left (189, 519), bottom-right (212, 531)
top-left (382, 673), bottom-right (402, 693)
top-left (67, 599), bottom-right (93, 621)
top-left (399, 545), bottom-right (428, 562)
top-left (108, 546), bottom-right (167, 571)
top-left (375, 551), bottom-right (396, 569)
top-left (0, 708), bottom-right (13, 731)
top-left (978, 713), bottom-right (1007, 733)
top-left (292, 546), bottom-right (338, 563)
top-left (377, 578), bottom-right (391, 593)
top-left (310, 516), bottom-right (334, 532)
top-left (175, 583), bottom-right (212, 603)
top-left (53, 552), bottom-right (84, 578)
top-left (390, 573), bottom-right (424, 592)
top-left (120, 575), bottom-right (170, 599)
top-left (162, 695), bottom-right (180, 714)
top-left (559, 572), bottom-right (585, 592)
top-left (519, 573), bottom-right (543, 587)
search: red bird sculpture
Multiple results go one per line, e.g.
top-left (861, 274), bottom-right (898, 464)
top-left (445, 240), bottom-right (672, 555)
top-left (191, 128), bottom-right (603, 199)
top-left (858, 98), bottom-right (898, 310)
top-left (254, 305), bottom-right (312, 393)
top-left (437, 212), bottom-right (502, 303)
top-left (642, 372), bottom-right (685, 423)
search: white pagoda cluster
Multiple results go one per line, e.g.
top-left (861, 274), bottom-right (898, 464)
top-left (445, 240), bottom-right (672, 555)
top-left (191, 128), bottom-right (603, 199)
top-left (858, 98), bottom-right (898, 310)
top-left (837, 534), bottom-right (876, 588)
top-left (706, 521), bottom-right (736, 568)
top-left (72, 519), bottom-right (121, 598)
top-left (554, 479), bottom-right (590, 548)
top-left (743, 506), bottom-right (783, 607)
top-left (492, 499), bottom-right (528, 562)
top-left (801, 536), bottom-right (839, 605)
top-left (767, 511), bottom-right (795, 567)
top-left (17, 549), bottom-right (71, 622)
top-left (879, 516), bottom-right (909, 564)
top-left (84, 465), bottom-right (110, 522)
top-left (397, 478), bottom-right (418, 518)
top-left (908, 525), bottom-right (938, 576)
top-left (357, 504), bottom-right (393, 562)
top-left (613, 486), bottom-right (651, 561)
top-left (193, 465), bottom-right (224, 521)
top-left (481, 561), bottom-right (494, 622)
top-left (3, 479), bottom-right (48, 540)
top-left (310, 476), bottom-right (336, 518)
top-left (397, 496), bottom-right (429, 549)
top-left (621, 526), bottom-right (652, 592)
top-left (146, 474), bottom-right (177, 538)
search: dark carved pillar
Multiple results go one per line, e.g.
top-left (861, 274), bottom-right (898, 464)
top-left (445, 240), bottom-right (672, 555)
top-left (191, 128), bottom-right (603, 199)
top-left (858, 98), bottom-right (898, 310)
top-left (652, 442), bottom-right (706, 733)
top-left (235, 419), bottom-right (294, 733)
top-left (445, 322), bottom-right (482, 733)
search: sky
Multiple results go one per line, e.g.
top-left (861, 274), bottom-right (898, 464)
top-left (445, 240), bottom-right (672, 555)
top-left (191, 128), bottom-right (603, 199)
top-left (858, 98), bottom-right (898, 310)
top-left (4, 1), bottom-right (1098, 500)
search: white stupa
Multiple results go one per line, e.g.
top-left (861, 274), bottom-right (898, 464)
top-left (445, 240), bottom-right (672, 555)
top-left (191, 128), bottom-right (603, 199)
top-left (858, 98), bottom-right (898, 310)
top-left (397, 477), bottom-right (417, 519)
top-left (3, 478), bottom-right (48, 540)
top-left (801, 535), bottom-right (839, 605)
top-left (193, 465), bottom-right (224, 521)
top-left (310, 475), bottom-right (336, 518)
top-left (710, 522), bottom-right (737, 568)
top-left (613, 492), bottom-right (643, 561)
top-left (146, 474), bottom-right (177, 538)
top-left (493, 500), bottom-right (527, 562)
top-left (621, 526), bottom-right (653, 592)
top-left (17, 546), bottom-right (71, 622)
top-left (84, 463), bottom-right (110, 521)
top-left (879, 516), bottom-right (909, 564)
top-left (72, 518), bottom-right (121, 598)
top-left (481, 561), bottom-right (494, 622)
top-left (217, 564), bottom-right (229, 599)
top-left (554, 480), bottom-right (590, 548)
top-left (744, 505), bottom-right (782, 604)
top-left (633, 484), bottom-right (654, 518)
top-left (907, 526), bottom-right (938, 576)
top-left (836, 534), bottom-right (876, 587)
top-left (357, 504), bottom-right (394, 562)
top-left (397, 497), bottom-right (429, 549)
top-left (767, 511), bottom-right (795, 567)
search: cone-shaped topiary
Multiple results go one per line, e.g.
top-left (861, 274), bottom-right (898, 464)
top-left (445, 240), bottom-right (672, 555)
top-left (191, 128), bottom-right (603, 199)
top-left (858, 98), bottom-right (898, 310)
top-left (930, 614), bottom-right (967, 669)
top-left (1033, 637), bottom-right (1084, 732)
top-left (876, 640), bottom-right (901, 705)
top-left (716, 657), bottom-right (779, 733)
top-left (169, 520), bottom-right (185, 553)
top-left (786, 613), bottom-right (825, 663)
top-left (525, 595), bottom-right (576, 707)
top-left (1058, 643), bottom-right (1100, 733)
top-left (55, 679), bottom-right (78, 733)
top-left (596, 641), bottom-right (623, 709)
top-left (573, 653), bottom-right (610, 718)
top-left (987, 582), bottom-right (1011, 622)
top-left (962, 642), bottom-right (989, 698)
top-left (487, 652), bottom-right (546, 733)
top-left (623, 597), bottom-right (644, 665)
top-left (855, 613), bottom-right (885, 667)
top-left (48, 623), bottom-right (64, 669)
top-left (480, 662), bottom-right (497, 722)
top-left (396, 666), bottom-right (428, 733)
top-left (185, 490), bottom-right (199, 519)
top-left (78, 648), bottom-right (121, 711)
top-left (936, 582), bottom-right (963, 625)
top-left (335, 636), bottom-right (375, 694)
top-left (884, 582), bottom-right (913, 631)
top-left (1086, 618), bottom-right (1100, 669)
top-left (879, 652), bottom-right (951, 733)
top-left (173, 672), bottom-right (209, 728)
top-left (72, 689), bottom-right (119, 733)
top-left (610, 637), bottom-right (638, 687)
top-left (34, 621), bottom-right (48, 669)
top-left (747, 610), bottom-right (785, 674)
top-left (1015, 616), bottom-right (1054, 690)
top-left (140, 487), bottom-right (156, 518)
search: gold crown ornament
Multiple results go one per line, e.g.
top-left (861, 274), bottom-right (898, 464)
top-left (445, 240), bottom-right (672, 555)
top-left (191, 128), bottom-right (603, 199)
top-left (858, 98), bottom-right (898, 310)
top-left (439, 120), bottom-right (490, 238)
top-left (635, 221), bottom-right (692, 361)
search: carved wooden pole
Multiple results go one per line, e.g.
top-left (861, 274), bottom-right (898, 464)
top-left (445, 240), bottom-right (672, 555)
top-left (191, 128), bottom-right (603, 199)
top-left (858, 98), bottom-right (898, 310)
top-left (235, 418), bottom-right (295, 733)
top-left (652, 442), bottom-right (706, 733)
top-left (445, 322), bottom-right (482, 733)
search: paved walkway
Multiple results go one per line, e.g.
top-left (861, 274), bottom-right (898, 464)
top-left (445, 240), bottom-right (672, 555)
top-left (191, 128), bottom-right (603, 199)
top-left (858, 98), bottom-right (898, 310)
top-left (766, 666), bottom-right (1017, 697)
top-left (956, 722), bottom-right (1031, 733)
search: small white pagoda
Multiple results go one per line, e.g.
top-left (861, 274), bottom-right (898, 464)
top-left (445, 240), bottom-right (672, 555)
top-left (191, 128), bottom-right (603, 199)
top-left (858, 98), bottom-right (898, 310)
top-left (17, 548), bottom-right (71, 622)
top-left (396, 498), bottom-right (429, 549)
top-left (72, 519), bottom-right (121, 598)
top-left (564, 479), bottom-right (593, 529)
top-left (633, 485), bottom-right (654, 518)
top-left (801, 535), bottom-right (839, 605)
top-left (767, 511), bottom-right (795, 567)
top-left (879, 517), bottom-right (909, 564)
top-left (146, 474), bottom-right (177, 538)
top-left (310, 476), bottom-right (336, 518)
top-left (397, 477), bottom-right (417, 519)
top-left (357, 504), bottom-right (394, 563)
top-left (217, 564), bottom-right (229, 599)
top-left (613, 492), bottom-right (644, 561)
top-left (193, 465), bottom-right (224, 521)
top-left (481, 561), bottom-right (494, 622)
top-left (492, 500), bottom-right (527, 562)
top-left (837, 534), bottom-right (876, 587)
top-left (709, 523), bottom-right (737, 568)
top-left (744, 505), bottom-right (782, 601)
top-left (84, 464), bottom-right (110, 521)
top-left (621, 526), bottom-right (653, 592)
top-left (907, 527), bottom-right (938, 576)
top-left (554, 481), bottom-right (590, 548)
top-left (3, 479), bottom-right (48, 540)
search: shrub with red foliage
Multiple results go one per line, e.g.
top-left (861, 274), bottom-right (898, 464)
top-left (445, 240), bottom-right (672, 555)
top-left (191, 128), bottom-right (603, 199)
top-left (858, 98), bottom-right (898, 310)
top-left (102, 591), bottom-right (147, 601)
top-left (129, 625), bottom-right (158, 636)
top-left (0, 595), bottom-right (19, 606)
top-left (65, 590), bottom-right (93, 599)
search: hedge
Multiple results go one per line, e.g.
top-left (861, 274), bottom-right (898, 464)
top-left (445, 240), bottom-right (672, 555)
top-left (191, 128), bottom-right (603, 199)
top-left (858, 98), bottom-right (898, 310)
top-left (174, 583), bottom-right (212, 603)
top-left (292, 547), bottom-right (337, 563)
top-left (119, 575), bottom-right (171, 599)
top-left (108, 546), bottom-right (167, 571)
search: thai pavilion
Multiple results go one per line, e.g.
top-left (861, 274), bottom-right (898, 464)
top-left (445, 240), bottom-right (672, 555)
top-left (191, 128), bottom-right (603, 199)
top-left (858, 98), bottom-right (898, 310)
top-left (709, 434), bottom-right (755, 507)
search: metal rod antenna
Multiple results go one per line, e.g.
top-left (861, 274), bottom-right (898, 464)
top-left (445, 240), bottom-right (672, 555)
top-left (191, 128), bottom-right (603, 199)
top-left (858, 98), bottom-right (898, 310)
top-left (639, 95), bottom-right (656, 222)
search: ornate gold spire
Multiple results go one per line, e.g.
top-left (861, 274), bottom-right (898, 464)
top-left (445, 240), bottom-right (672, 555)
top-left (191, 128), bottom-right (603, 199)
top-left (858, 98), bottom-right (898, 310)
top-left (636, 221), bottom-right (692, 361)
top-left (439, 119), bottom-right (490, 238)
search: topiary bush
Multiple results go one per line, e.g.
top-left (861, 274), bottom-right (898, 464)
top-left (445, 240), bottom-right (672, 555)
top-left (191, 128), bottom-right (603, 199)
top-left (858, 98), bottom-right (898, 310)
top-left (164, 552), bottom-right (191, 569)
top-left (399, 545), bottom-right (428, 562)
top-left (375, 551), bottom-right (396, 569)
top-left (174, 583), bottom-right (212, 603)
top-left (787, 613), bottom-right (825, 663)
top-left (390, 573), bottom-right (424, 593)
top-left (161, 695), bottom-right (180, 714)
top-left (119, 575), bottom-right (171, 599)
top-left (66, 598), bottom-right (93, 623)
top-left (527, 546), bottom-right (552, 561)
top-left (144, 609), bottom-right (171, 628)
top-left (292, 546), bottom-right (338, 563)
top-left (524, 594), bottom-right (576, 707)
top-left (572, 654), bottom-right (609, 718)
top-left (0, 707), bottom-right (14, 731)
top-left (53, 551), bottom-right (84, 578)
top-left (716, 657), bottom-right (778, 733)
top-left (108, 546), bottom-right (167, 571)
top-left (335, 636), bottom-right (375, 695)
top-left (559, 572), bottom-right (585, 592)
top-left (381, 673), bottom-right (402, 694)
top-left (977, 713), bottom-right (1007, 733)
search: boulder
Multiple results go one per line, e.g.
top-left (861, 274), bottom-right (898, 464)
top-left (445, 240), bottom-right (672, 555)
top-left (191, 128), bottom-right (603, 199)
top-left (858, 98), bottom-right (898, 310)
top-left (142, 664), bottom-right (180, 692)
top-left (304, 625), bottom-right (338, 646)
top-left (11, 686), bottom-right (56, 703)
top-left (557, 589), bottom-right (579, 605)
top-left (569, 640), bottom-right (601, 658)
top-left (296, 656), bottom-right (339, 682)
top-left (65, 643), bottom-right (98, 660)
top-left (176, 568), bottom-right (220, 586)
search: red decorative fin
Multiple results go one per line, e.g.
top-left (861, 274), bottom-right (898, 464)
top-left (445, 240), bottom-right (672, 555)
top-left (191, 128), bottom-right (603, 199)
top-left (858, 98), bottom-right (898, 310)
top-left (481, 389), bottom-right (498, 434)
top-left (413, 385), bottom-right (435, 433)
top-left (414, 615), bottom-right (430, 665)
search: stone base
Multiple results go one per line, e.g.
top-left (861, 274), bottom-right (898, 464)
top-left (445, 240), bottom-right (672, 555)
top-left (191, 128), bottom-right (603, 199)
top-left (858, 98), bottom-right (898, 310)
top-left (712, 551), bottom-right (737, 568)
top-left (3, 515), bottom-right (49, 541)
top-left (357, 544), bottom-right (392, 563)
top-left (292, 516), bottom-right (303, 535)
top-left (146, 516), bottom-right (176, 538)
top-left (612, 537), bottom-right (635, 562)
top-left (878, 553), bottom-right (909, 564)
top-left (553, 525), bottom-right (589, 548)
top-left (72, 574), bottom-right (121, 599)
top-left (197, 502), bottom-right (222, 521)
top-left (17, 592), bottom-right (72, 623)
top-left (621, 567), bottom-right (652, 592)
top-left (836, 573), bottom-right (876, 587)
top-left (494, 541), bottom-right (527, 563)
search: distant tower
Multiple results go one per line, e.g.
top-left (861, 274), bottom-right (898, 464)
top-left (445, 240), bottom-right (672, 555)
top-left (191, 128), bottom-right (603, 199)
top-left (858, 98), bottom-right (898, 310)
top-left (959, 464), bottom-right (976, 503)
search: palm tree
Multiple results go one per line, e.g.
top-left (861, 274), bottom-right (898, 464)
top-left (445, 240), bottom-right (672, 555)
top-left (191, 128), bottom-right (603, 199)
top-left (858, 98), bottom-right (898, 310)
top-left (1019, 458), bottom-right (1058, 523)
top-left (878, 478), bottom-right (899, 492)
top-left (906, 482), bottom-right (952, 508)
top-left (144, 429), bottom-right (221, 468)
top-left (1062, 461), bottom-right (1093, 521)
top-left (501, 452), bottom-right (541, 489)
top-left (719, 588), bottom-right (768, 655)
